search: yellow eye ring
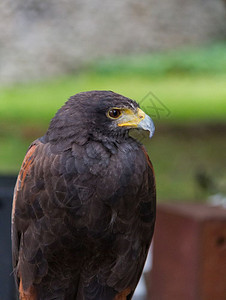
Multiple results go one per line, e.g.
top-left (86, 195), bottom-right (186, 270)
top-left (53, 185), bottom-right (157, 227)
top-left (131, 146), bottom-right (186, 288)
top-left (108, 109), bottom-right (122, 119)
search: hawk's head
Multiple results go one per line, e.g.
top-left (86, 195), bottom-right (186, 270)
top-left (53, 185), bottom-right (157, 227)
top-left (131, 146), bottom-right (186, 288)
top-left (46, 91), bottom-right (155, 146)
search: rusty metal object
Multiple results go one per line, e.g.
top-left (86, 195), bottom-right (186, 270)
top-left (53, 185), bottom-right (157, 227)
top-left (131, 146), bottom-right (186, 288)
top-left (148, 203), bottom-right (226, 300)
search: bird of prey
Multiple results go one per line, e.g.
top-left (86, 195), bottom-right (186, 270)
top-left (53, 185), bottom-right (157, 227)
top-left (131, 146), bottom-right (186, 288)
top-left (12, 91), bottom-right (156, 300)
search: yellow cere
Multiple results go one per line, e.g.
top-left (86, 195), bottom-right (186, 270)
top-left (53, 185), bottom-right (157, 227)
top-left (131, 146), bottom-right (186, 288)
top-left (117, 108), bottom-right (145, 128)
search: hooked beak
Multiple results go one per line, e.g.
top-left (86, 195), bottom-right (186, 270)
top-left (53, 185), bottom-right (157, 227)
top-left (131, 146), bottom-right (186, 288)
top-left (117, 108), bottom-right (155, 138)
top-left (137, 109), bottom-right (155, 138)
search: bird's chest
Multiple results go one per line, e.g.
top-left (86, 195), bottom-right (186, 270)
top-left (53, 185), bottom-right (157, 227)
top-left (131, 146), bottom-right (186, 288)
top-left (68, 141), bottom-right (147, 235)
top-left (73, 141), bottom-right (144, 201)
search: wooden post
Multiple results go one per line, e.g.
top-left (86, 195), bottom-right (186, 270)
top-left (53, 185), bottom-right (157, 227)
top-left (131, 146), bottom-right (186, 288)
top-left (147, 203), bottom-right (226, 300)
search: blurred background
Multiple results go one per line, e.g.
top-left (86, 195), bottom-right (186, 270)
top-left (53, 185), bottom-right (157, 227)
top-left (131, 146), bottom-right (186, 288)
top-left (0, 0), bottom-right (226, 299)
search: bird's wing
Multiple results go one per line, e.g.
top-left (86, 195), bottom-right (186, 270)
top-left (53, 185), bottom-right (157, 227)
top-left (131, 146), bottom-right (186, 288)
top-left (12, 139), bottom-right (110, 299)
top-left (12, 139), bottom-right (84, 298)
top-left (12, 141), bottom-right (38, 277)
top-left (12, 140), bottom-right (41, 297)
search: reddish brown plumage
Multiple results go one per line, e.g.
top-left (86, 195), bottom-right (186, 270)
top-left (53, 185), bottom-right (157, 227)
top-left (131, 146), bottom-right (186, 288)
top-left (18, 145), bottom-right (36, 189)
top-left (114, 288), bottom-right (131, 300)
top-left (12, 145), bottom-right (36, 218)
top-left (19, 279), bottom-right (36, 300)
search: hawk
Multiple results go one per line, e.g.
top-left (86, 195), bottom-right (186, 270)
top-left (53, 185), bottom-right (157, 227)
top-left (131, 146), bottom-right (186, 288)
top-left (12, 91), bottom-right (156, 300)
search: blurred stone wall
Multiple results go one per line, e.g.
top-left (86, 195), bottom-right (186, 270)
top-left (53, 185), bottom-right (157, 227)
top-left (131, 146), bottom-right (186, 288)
top-left (0, 0), bottom-right (226, 84)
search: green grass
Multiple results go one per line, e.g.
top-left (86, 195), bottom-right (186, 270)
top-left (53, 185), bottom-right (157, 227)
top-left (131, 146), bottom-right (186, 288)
top-left (92, 42), bottom-right (226, 76)
top-left (1, 73), bottom-right (226, 127)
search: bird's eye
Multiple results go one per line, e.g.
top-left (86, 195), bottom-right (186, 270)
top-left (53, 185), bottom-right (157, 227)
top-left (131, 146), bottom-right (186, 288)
top-left (108, 109), bottom-right (122, 119)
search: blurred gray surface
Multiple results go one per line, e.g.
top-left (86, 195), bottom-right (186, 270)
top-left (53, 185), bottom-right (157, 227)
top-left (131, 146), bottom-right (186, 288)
top-left (0, 0), bottom-right (226, 84)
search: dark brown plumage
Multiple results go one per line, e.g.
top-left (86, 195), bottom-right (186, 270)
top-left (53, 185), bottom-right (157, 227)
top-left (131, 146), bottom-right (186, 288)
top-left (12, 91), bottom-right (156, 300)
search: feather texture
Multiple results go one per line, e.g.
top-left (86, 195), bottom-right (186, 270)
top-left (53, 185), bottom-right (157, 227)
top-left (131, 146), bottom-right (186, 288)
top-left (12, 91), bottom-right (156, 300)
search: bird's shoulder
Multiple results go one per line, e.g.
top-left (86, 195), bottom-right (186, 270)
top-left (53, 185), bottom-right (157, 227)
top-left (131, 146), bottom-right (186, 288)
top-left (12, 137), bottom-right (153, 216)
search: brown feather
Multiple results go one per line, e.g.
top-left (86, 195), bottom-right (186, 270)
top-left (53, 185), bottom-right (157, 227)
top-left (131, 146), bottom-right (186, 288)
top-left (114, 288), bottom-right (131, 300)
top-left (12, 91), bottom-right (156, 299)
top-left (19, 279), bottom-right (36, 300)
